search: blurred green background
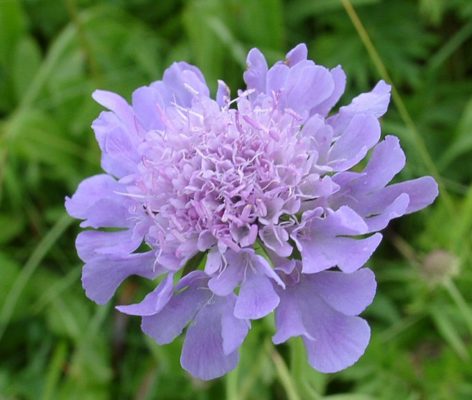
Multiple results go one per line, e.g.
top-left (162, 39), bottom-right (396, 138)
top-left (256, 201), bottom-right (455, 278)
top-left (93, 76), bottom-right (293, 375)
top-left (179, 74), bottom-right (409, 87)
top-left (1, 0), bottom-right (472, 399)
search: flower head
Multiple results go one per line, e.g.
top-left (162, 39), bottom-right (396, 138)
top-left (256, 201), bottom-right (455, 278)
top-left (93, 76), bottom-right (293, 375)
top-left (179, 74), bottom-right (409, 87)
top-left (66, 43), bottom-right (438, 380)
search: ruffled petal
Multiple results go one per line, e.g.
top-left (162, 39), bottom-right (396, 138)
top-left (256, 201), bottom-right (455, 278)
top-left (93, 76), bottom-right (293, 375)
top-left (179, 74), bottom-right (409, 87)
top-left (294, 207), bottom-right (382, 273)
top-left (328, 114), bottom-right (381, 171)
top-left (361, 135), bottom-right (406, 190)
top-left (131, 84), bottom-right (168, 131)
top-left (141, 272), bottom-right (211, 344)
top-left (300, 232), bottom-right (382, 274)
top-left (208, 258), bottom-right (243, 296)
top-left (283, 62), bottom-right (334, 116)
top-left (234, 267), bottom-right (279, 319)
top-left (116, 274), bottom-right (174, 316)
top-left (221, 297), bottom-right (250, 354)
top-left (307, 269), bottom-right (376, 315)
top-left (163, 62), bottom-right (210, 106)
top-left (76, 229), bottom-right (141, 261)
top-left (259, 224), bottom-right (293, 257)
top-left (243, 48), bottom-right (268, 92)
top-left (181, 295), bottom-right (242, 380)
top-left (216, 80), bottom-right (231, 107)
top-left (340, 80), bottom-right (391, 118)
top-left (82, 252), bottom-right (161, 304)
top-left (273, 270), bottom-right (371, 373)
top-left (313, 66), bottom-right (346, 116)
top-left (285, 43), bottom-right (308, 66)
top-left (302, 312), bottom-right (370, 373)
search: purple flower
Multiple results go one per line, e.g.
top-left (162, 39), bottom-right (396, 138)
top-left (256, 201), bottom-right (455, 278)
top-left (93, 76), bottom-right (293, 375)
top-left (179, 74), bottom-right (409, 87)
top-left (66, 43), bottom-right (438, 380)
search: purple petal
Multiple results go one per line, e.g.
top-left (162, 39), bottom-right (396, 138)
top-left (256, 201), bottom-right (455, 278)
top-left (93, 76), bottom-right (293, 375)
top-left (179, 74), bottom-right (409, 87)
top-left (307, 268), bottom-right (376, 315)
top-left (328, 114), bottom-right (381, 171)
top-left (65, 174), bottom-right (123, 219)
top-left (82, 252), bottom-right (161, 304)
top-left (266, 63), bottom-right (289, 94)
top-left (92, 90), bottom-right (135, 129)
top-left (163, 62), bottom-right (209, 106)
top-left (205, 248), bottom-right (223, 275)
top-left (216, 80), bottom-right (231, 107)
top-left (141, 272), bottom-right (211, 344)
top-left (379, 176), bottom-right (439, 214)
top-left (284, 62), bottom-right (334, 115)
top-left (313, 66), bottom-right (346, 116)
top-left (244, 48), bottom-right (268, 92)
top-left (300, 232), bottom-right (382, 274)
top-left (259, 225), bottom-right (293, 257)
top-left (340, 80), bottom-right (391, 118)
top-left (92, 111), bottom-right (140, 178)
top-left (116, 273), bottom-right (174, 316)
top-left (221, 298), bottom-right (250, 355)
top-left (285, 43), bottom-right (307, 66)
top-left (273, 275), bottom-right (371, 372)
top-left (363, 193), bottom-right (410, 232)
top-left (303, 313), bottom-right (370, 373)
top-left (181, 296), bottom-right (242, 380)
top-left (234, 268), bottom-right (279, 319)
top-left (361, 135), bottom-right (406, 190)
top-left (208, 257), bottom-right (243, 296)
top-left (76, 229), bottom-right (141, 261)
top-left (131, 85), bottom-right (168, 131)
top-left (273, 285), bottom-right (313, 345)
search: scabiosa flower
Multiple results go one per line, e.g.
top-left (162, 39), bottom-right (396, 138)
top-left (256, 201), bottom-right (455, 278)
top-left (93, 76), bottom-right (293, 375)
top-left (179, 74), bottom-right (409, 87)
top-left (65, 44), bottom-right (438, 380)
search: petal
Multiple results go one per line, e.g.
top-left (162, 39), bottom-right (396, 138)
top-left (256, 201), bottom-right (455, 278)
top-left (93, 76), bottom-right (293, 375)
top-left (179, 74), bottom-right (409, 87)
top-left (76, 229), bottom-right (141, 261)
top-left (363, 193), bottom-right (410, 232)
top-left (273, 275), bottom-right (371, 373)
top-left (285, 43), bottom-right (308, 66)
top-left (92, 90), bottom-right (135, 129)
top-left (284, 62), bottom-right (334, 115)
top-left (234, 268), bottom-right (279, 319)
top-left (300, 232), bottom-right (382, 273)
top-left (205, 248), bottom-right (223, 275)
top-left (243, 48), bottom-right (268, 92)
top-left (303, 313), bottom-right (370, 373)
top-left (181, 296), bottom-right (241, 380)
top-left (328, 114), bottom-right (381, 171)
top-left (163, 62), bottom-right (209, 106)
top-left (313, 66), bottom-right (346, 116)
top-left (116, 273), bottom-right (174, 316)
top-left (273, 285), bottom-right (313, 345)
top-left (361, 135), bottom-right (406, 190)
top-left (91, 111), bottom-right (140, 178)
top-left (221, 297), bottom-right (250, 355)
top-left (259, 225), bottom-right (293, 257)
top-left (216, 80), bottom-right (231, 107)
top-left (208, 257), bottom-right (243, 296)
top-left (345, 177), bottom-right (438, 219)
top-left (379, 176), bottom-right (439, 214)
top-left (340, 80), bottom-right (391, 118)
top-left (307, 268), bottom-right (376, 315)
top-left (65, 174), bottom-right (132, 229)
top-left (131, 84), bottom-right (168, 131)
top-left (65, 174), bottom-right (123, 219)
top-left (82, 252), bottom-right (161, 304)
top-left (266, 63), bottom-right (289, 94)
top-left (141, 272), bottom-right (211, 344)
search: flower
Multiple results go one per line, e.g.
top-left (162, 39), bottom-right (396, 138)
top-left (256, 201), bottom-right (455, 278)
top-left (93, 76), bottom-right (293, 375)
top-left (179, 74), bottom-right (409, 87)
top-left (65, 43), bottom-right (438, 380)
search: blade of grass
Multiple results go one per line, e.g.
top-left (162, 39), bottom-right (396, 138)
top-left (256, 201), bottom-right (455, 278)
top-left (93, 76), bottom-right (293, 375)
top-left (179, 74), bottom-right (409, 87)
top-left (41, 340), bottom-right (68, 400)
top-left (340, 0), bottom-right (454, 218)
top-left (443, 279), bottom-right (472, 337)
top-left (225, 365), bottom-right (240, 400)
top-left (266, 340), bottom-right (301, 400)
top-left (0, 213), bottom-right (73, 342)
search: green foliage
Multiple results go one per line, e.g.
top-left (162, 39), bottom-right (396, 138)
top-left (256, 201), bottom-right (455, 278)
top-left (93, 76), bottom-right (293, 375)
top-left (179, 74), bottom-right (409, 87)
top-left (1, 0), bottom-right (472, 398)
